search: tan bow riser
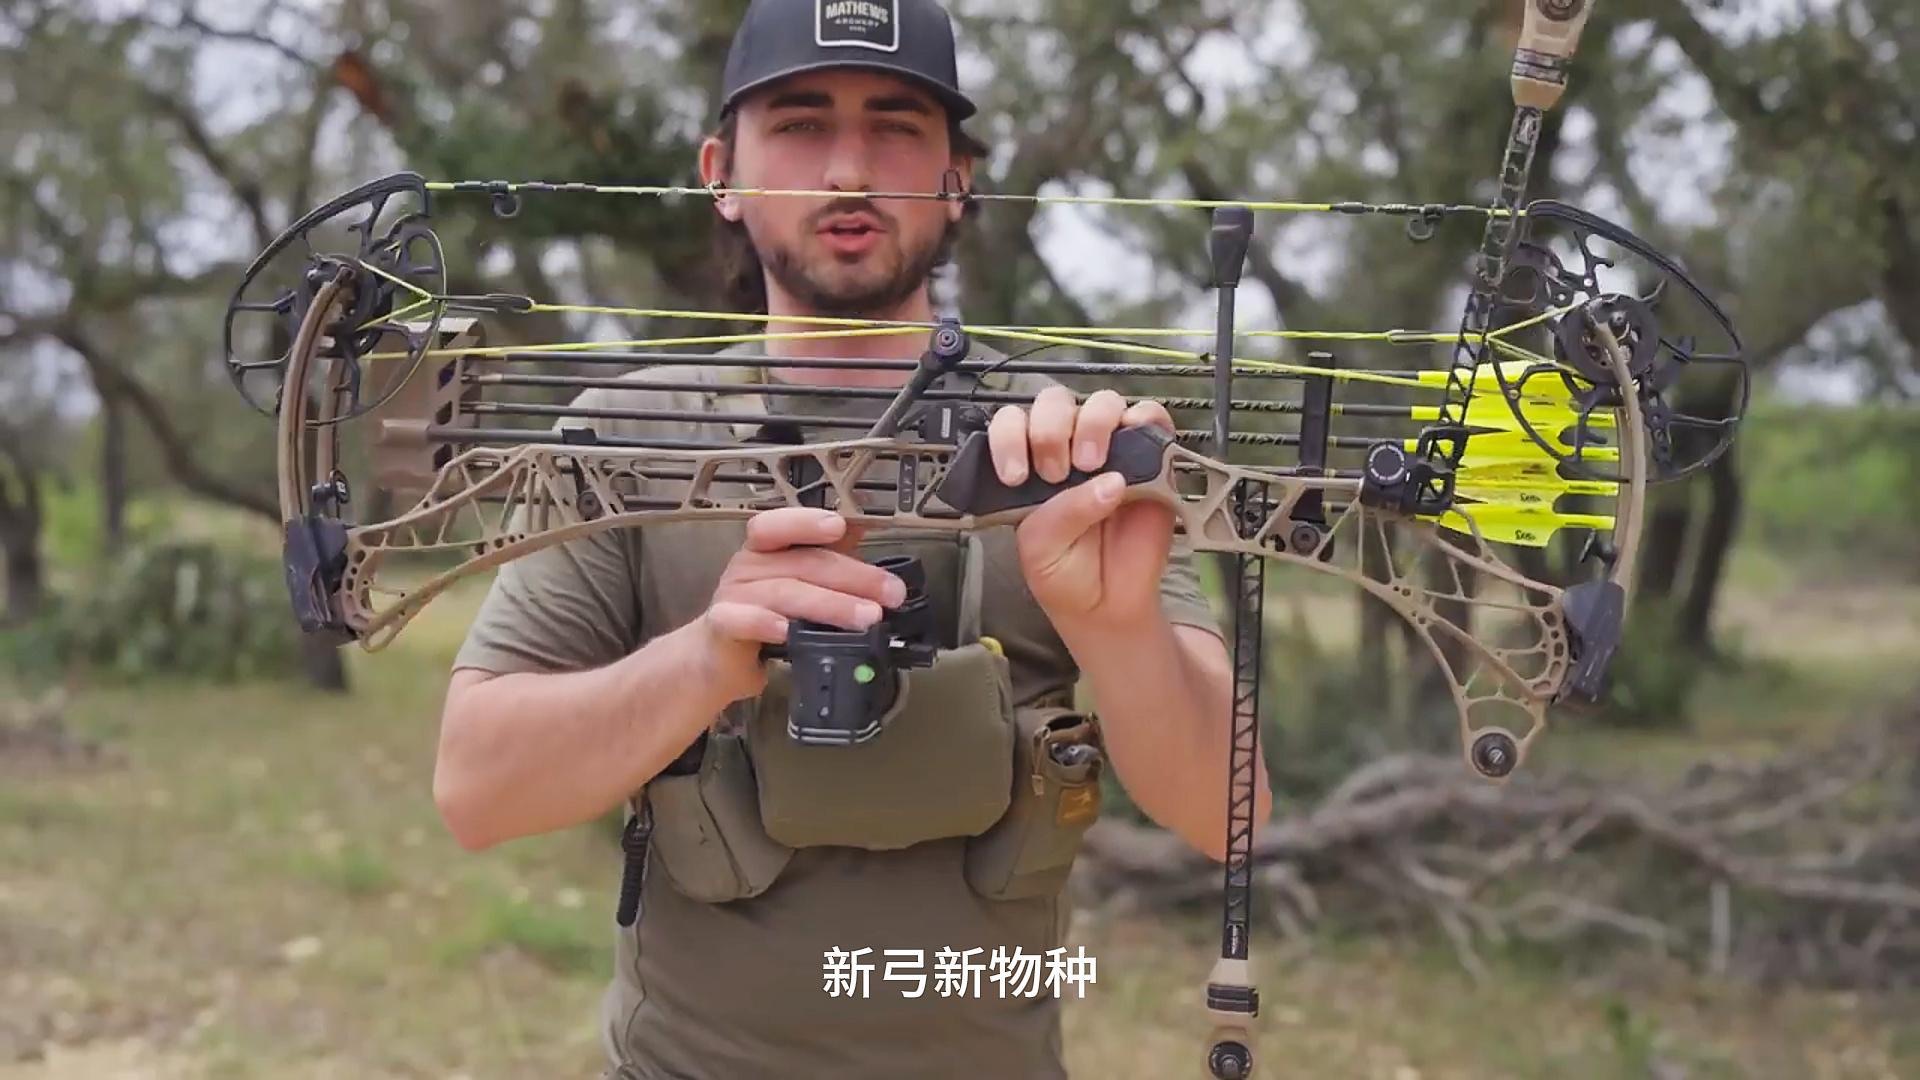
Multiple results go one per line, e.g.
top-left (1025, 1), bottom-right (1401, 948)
top-left (308, 326), bottom-right (1584, 779)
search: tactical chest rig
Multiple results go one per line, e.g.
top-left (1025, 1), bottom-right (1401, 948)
top-left (616, 328), bottom-right (1109, 924)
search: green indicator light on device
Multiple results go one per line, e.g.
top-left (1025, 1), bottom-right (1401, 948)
top-left (854, 664), bottom-right (876, 685)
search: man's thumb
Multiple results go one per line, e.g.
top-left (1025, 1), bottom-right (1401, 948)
top-left (1020, 471), bottom-right (1126, 551)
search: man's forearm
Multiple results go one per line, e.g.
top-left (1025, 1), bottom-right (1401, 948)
top-left (434, 621), bottom-right (736, 850)
top-left (1055, 613), bottom-right (1274, 861)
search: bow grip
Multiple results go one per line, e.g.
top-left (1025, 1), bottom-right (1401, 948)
top-left (936, 425), bottom-right (1172, 517)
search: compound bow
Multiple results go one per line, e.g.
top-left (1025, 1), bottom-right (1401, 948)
top-left (223, 3), bottom-right (1748, 1076)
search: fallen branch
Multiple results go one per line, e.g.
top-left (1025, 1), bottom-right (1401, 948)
top-left (1077, 705), bottom-right (1920, 986)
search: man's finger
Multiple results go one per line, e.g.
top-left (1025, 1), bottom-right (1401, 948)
top-left (726, 578), bottom-right (888, 632)
top-left (1027, 385), bottom-right (1078, 484)
top-left (744, 507), bottom-right (849, 553)
top-left (745, 546), bottom-right (905, 608)
top-left (705, 600), bottom-right (790, 646)
top-left (987, 404), bottom-right (1030, 486)
top-left (1018, 471), bottom-right (1127, 558)
top-left (1071, 389), bottom-right (1128, 473)
top-left (1121, 399), bottom-right (1175, 434)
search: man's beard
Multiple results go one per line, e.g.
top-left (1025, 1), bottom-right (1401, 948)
top-left (753, 208), bottom-right (949, 318)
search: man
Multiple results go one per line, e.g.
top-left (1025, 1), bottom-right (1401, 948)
top-left (434, 1), bottom-right (1272, 1076)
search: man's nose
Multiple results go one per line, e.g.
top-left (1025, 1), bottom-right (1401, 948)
top-left (822, 128), bottom-right (874, 192)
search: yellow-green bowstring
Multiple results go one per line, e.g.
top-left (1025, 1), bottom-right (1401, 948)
top-left (352, 267), bottom-right (1585, 393)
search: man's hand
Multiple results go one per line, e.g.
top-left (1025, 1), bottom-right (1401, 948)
top-left (697, 507), bottom-right (906, 703)
top-left (987, 387), bottom-right (1179, 626)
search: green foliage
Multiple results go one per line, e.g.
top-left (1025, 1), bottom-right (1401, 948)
top-left (1601, 601), bottom-right (1703, 730)
top-left (1602, 998), bottom-right (1664, 1077)
top-left (294, 845), bottom-right (399, 900)
top-left (37, 482), bottom-right (184, 571)
top-left (2, 537), bottom-right (304, 684)
top-left (1739, 404), bottom-right (1920, 574)
top-left (439, 895), bottom-right (604, 977)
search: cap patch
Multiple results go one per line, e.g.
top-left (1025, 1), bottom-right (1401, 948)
top-left (816, 0), bottom-right (900, 53)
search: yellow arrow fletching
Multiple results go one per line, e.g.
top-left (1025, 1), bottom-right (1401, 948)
top-left (1410, 399), bottom-right (1617, 435)
top-left (1404, 431), bottom-right (1621, 468)
top-left (1427, 505), bottom-right (1617, 548)
top-left (1469, 396), bottom-right (1616, 432)
top-left (1455, 477), bottom-right (1619, 508)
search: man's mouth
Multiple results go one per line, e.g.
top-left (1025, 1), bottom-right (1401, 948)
top-left (818, 212), bottom-right (883, 237)
top-left (816, 212), bottom-right (885, 255)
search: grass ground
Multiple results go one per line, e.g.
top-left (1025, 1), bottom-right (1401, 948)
top-left (3, 560), bottom-right (1918, 1079)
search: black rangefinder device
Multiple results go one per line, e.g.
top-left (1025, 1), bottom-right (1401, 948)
top-left (768, 555), bottom-right (938, 747)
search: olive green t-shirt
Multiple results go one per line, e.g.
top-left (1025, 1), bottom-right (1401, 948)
top-left (452, 348), bottom-right (1222, 1079)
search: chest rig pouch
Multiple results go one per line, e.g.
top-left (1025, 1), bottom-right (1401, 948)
top-left (643, 530), bottom-right (1106, 908)
top-left (749, 535), bottom-right (1014, 849)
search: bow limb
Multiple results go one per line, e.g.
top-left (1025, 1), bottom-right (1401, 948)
top-left (278, 273), bottom-right (372, 641)
top-left (275, 271), bottom-right (344, 522)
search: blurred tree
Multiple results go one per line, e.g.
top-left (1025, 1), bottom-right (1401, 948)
top-left (0, 362), bottom-right (70, 624)
top-left (1609, 0), bottom-right (1919, 670)
top-left (0, 3), bottom-right (332, 681)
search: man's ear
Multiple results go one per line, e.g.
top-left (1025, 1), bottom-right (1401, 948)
top-left (944, 156), bottom-right (975, 224)
top-left (698, 135), bottom-right (742, 223)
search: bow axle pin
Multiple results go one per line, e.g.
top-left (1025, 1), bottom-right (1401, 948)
top-left (1470, 729), bottom-right (1521, 780)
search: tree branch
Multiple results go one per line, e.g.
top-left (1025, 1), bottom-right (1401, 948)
top-left (134, 82), bottom-right (272, 249)
top-left (52, 324), bottom-right (277, 522)
top-left (172, 6), bottom-right (318, 70)
top-left (1876, 192), bottom-right (1920, 355)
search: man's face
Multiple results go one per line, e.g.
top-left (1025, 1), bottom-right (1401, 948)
top-left (706, 69), bottom-right (972, 316)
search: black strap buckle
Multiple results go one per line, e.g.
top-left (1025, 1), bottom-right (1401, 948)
top-left (614, 799), bottom-right (653, 928)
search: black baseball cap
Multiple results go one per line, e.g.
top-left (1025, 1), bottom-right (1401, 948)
top-left (720, 0), bottom-right (977, 122)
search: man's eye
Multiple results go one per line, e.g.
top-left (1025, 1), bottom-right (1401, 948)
top-left (775, 119), bottom-right (825, 134)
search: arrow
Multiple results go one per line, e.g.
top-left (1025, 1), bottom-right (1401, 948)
top-left (1455, 474), bottom-right (1619, 509)
top-left (1409, 398), bottom-right (1616, 438)
top-left (1411, 360), bottom-right (1585, 401)
top-left (1403, 430), bottom-right (1621, 470)
top-left (1424, 504), bottom-right (1617, 548)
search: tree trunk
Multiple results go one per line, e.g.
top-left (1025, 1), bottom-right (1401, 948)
top-left (2, 530), bottom-right (44, 625)
top-left (298, 634), bottom-right (349, 693)
top-left (1679, 445), bottom-right (1743, 656)
top-left (0, 441), bottom-right (46, 625)
top-left (1636, 483), bottom-right (1693, 603)
top-left (101, 395), bottom-right (127, 555)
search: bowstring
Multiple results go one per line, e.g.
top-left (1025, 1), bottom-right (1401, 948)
top-left (353, 289), bottom-right (1583, 402)
top-left (426, 178), bottom-right (1525, 223)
